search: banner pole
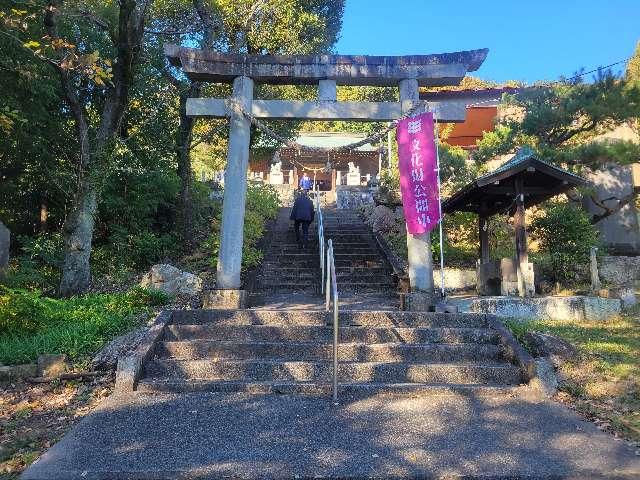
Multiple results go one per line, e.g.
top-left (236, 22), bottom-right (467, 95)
top-left (434, 114), bottom-right (446, 299)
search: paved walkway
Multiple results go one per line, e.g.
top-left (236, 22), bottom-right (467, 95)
top-left (251, 293), bottom-right (399, 311)
top-left (22, 391), bottom-right (640, 479)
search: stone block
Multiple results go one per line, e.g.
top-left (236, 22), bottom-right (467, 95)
top-left (470, 295), bottom-right (621, 322)
top-left (346, 173), bottom-right (361, 186)
top-left (203, 289), bottom-right (247, 309)
top-left (435, 301), bottom-right (458, 314)
top-left (530, 358), bottom-right (558, 398)
top-left (500, 258), bottom-right (534, 296)
top-left (598, 286), bottom-right (637, 310)
top-left (433, 268), bottom-right (476, 292)
top-left (268, 171), bottom-right (284, 185)
top-left (115, 355), bottom-right (143, 392)
top-left (0, 221), bottom-right (9, 278)
top-left (404, 291), bottom-right (439, 312)
top-left (0, 363), bottom-right (37, 381)
top-left (476, 261), bottom-right (501, 296)
top-left (37, 354), bottom-right (68, 378)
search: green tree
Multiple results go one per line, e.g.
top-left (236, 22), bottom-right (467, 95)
top-left (475, 68), bottom-right (640, 224)
top-left (149, 0), bottom-right (344, 246)
top-left (532, 202), bottom-right (600, 286)
top-left (626, 40), bottom-right (640, 83)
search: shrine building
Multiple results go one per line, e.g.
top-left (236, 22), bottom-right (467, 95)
top-left (249, 132), bottom-right (382, 190)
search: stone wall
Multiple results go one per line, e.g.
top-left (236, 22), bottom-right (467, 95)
top-left (468, 296), bottom-right (621, 322)
top-left (336, 186), bottom-right (376, 209)
top-left (433, 268), bottom-right (476, 291)
top-left (598, 255), bottom-right (640, 286)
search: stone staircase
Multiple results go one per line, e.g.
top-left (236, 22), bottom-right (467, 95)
top-left (137, 309), bottom-right (525, 395)
top-left (253, 206), bottom-right (397, 296)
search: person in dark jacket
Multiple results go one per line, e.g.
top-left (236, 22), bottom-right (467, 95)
top-left (290, 191), bottom-right (315, 248)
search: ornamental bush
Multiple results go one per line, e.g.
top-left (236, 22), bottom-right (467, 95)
top-left (531, 201), bottom-right (599, 286)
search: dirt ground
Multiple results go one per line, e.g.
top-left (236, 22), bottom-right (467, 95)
top-left (0, 373), bottom-right (114, 479)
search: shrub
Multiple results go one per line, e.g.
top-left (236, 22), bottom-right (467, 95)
top-left (2, 233), bottom-right (64, 294)
top-left (532, 201), bottom-right (599, 285)
top-left (0, 287), bottom-right (167, 364)
top-left (206, 184), bottom-right (281, 270)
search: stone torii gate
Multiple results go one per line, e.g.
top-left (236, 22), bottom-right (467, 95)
top-left (165, 45), bottom-right (488, 308)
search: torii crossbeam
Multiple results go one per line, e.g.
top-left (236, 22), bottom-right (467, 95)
top-left (165, 44), bottom-right (489, 308)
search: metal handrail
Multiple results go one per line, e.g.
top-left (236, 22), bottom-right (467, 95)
top-left (315, 187), bottom-right (326, 294)
top-left (325, 239), bottom-right (339, 403)
top-left (314, 188), bottom-right (339, 403)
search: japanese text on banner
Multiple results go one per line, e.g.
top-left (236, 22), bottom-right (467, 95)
top-left (396, 111), bottom-right (441, 235)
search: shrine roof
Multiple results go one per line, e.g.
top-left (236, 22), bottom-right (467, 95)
top-left (442, 147), bottom-right (587, 216)
top-left (164, 44), bottom-right (489, 86)
top-left (289, 132), bottom-right (378, 152)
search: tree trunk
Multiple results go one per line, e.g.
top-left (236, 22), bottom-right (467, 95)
top-left (58, 181), bottom-right (98, 296)
top-left (58, 123), bottom-right (96, 296)
top-left (177, 83), bottom-right (201, 248)
top-left (51, 0), bottom-right (150, 296)
top-left (39, 199), bottom-right (48, 234)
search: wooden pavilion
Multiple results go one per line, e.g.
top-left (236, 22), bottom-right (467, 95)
top-left (442, 147), bottom-right (587, 297)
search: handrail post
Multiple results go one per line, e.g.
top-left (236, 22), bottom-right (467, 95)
top-left (325, 243), bottom-right (331, 311)
top-left (333, 287), bottom-right (338, 403)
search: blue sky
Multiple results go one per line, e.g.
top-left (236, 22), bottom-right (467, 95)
top-left (335, 0), bottom-right (640, 84)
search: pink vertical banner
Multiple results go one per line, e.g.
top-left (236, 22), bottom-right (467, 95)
top-left (396, 111), bottom-right (441, 234)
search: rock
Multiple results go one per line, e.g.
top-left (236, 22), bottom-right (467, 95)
top-left (523, 331), bottom-right (579, 367)
top-left (0, 221), bottom-right (9, 279)
top-left (140, 264), bottom-right (203, 296)
top-left (91, 327), bottom-right (148, 371)
top-left (37, 354), bottom-right (68, 378)
top-left (0, 363), bottom-right (37, 381)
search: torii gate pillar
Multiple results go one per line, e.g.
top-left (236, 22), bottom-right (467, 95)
top-left (399, 79), bottom-right (436, 310)
top-left (216, 76), bottom-right (253, 296)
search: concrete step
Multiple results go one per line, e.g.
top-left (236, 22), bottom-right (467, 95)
top-left (144, 359), bottom-right (522, 384)
top-left (164, 324), bottom-right (499, 344)
top-left (168, 310), bottom-right (491, 328)
top-left (268, 246), bottom-right (377, 254)
top-left (262, 259), bottom-right (386, 269)
top-left (336, 283), bottom-right (396, 293)
top-left (137, 379), bottom-right (521, 396)
top-left (255, 284), bottom-right (319, 294)
top-left (155, 340), bottom-right (504, 363)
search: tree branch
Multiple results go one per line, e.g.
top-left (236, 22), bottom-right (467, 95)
top-left (590, 191), bottom-right (637, 224)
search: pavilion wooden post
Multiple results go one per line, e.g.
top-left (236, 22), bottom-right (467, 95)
top-left (514, 175), bottom-right (529, 297)
top-left (400, 79), bottom-right (435, 302)
top-left (216, 76), bottom-right (254, 294)
top-left (478, 201), bottom-right (490, 263)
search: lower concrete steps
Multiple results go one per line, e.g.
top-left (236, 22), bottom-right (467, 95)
top-left (136, 379), bottom-right (519, 397)
top-left (137, 309), bottom-right (526, 397)
top-left (143, 358), bottom-right (522, 384)
top-left (155, 340), bottom-right (504, 363)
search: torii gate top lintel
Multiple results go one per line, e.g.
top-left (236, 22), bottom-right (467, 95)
top-left (164, 44), bottom-right (488, 87)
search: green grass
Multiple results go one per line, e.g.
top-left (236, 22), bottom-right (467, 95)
top-left (0, 287), bottom-right (167, 365)
top-left (506, 312), bottom-right (640, 442)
